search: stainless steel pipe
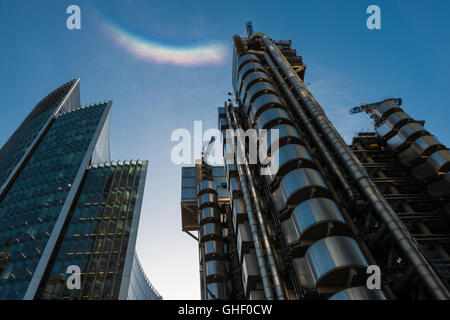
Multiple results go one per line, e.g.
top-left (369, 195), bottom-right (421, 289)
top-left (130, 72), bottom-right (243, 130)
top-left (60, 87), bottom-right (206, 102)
top-left (229, 106), bottom-right (286, 300)
top-left (225, 105), bottom-right (275, 300)
top-left (250, 50), bottom-right (357, 203)
top-left (253, 33), bottom-right (449, 300)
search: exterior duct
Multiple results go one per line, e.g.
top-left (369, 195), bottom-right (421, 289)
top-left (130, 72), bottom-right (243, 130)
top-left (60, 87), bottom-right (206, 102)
top-left (225, 105), bottom-right (287, 300)
top-left (233, 47), bottom-right (377, 298)
top-left (230, 106), bottom-right (287, 300)
top-left (196, 181), bottom-right (228, 300)
top-left (252, 33), bottom-right (449, 299)
top-left (252, 51), bottom-right (357, 203)
top-left (225, 106), bottom-right (274, 299)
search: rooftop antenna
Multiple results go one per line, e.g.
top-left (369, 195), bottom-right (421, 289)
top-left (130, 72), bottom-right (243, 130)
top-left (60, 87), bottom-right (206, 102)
top-left (246, 21), bottom-right (254, 37)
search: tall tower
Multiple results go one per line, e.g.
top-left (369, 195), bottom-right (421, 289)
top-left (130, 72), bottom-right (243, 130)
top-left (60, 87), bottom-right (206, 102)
top-left (181, 32), bottom-right (450, 300)
top-left (0, 80), bottom-right (161, 300)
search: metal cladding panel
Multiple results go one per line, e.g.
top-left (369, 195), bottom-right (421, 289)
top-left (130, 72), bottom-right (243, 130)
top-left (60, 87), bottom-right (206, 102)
top-left (428, 173), bottom-right (450, 198)
top-left (182, 167), bottom-right (196, 178)
top-left (204, 240), bottom-right (224, 259)
top-left (181, 187), bottom-right (196, 200)
top-left (399, 135), bottom-right (445, 165)
top-left (244, 82), bottom-right (277, 114)
top-left (412, 149), bottom-right (450, 181)
top-left (199, 207), bottom-right (221, 224)
top-left (264, 144), bottom-right (315, 186)
top-left (236, 54), bottom-right (260, 72)
top-left (197, 180), bottom-right (218, 196)
top-left (281, 219), bottom-right (300, 247)
top-left (305, 236), bottom-right (369, 287)
top-left (237, 223), bottom-right (252, 261)
top-left (206, 282), bottom-right (228, 300)
top-left (271, 184), bottom-right (286, 213)
top-left (262, 124), bottom-right (302, 154)
top-left (205, 260), bottom-right (227, 282)
top-left (198, 193), bottom-right (218, 210)
top-left (237, 62), bottom-right (266, 93)
top-left (229, 177), bottom-right (242, 198)
top-left (181, 167), bottom-right (197, 226)
top-left (200, 223), bottom-right (222, 242)
top-left (386, 122), bottom-right (428, 151)
top-left (232, 197), bottom-right (247, 231)
top-left (240, 71), bottom-right (272, 99)
top-left (273, 168), bottom-right (330, 213)
top-left (242, 253), bottom-right (261, 296)
top-left (249, 93), bottom-right (283, 121)
top-left (249, 290), bottom-right (266, 300)
top-left (254, 107), bottom-right (292, 130)
top-left (376, 111), bottom-right (413, 139)
top-left (226, 162), bottom-right (238, 183)
top-left (373, 101), bottom-right (401, 119)
top-left (292, 257), bottom-right (315, 289)
top-left (329, 286), bottom-right (387, 300)
top-left (290, 198), bottom-right (350, 242)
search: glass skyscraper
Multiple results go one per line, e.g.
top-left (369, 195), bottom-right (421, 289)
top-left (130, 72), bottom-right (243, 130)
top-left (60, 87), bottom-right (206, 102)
top-left (0, 79), bottom-right (161, 300)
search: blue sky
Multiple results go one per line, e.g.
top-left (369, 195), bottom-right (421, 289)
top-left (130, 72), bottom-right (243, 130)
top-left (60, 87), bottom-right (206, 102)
top-left (0, 0), bottom-right (449, 299)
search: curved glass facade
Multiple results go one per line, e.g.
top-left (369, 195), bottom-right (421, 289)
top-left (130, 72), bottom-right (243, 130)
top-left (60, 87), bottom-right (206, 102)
top-left (126, 254), bottom-right (161, 300)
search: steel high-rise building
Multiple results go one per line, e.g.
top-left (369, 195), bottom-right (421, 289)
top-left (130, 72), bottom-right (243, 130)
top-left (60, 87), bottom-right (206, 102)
top-left (181, 32), bottom-right (450, 300)
top-left (0, 79), bottom-right (161, 300)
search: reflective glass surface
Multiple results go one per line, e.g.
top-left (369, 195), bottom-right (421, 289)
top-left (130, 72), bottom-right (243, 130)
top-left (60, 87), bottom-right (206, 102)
top-left (0, 103), bottom-right (107, 299)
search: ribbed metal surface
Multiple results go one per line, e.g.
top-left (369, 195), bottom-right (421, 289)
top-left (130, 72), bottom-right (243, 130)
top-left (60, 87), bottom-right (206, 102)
top-left (242, 253), bottom-right (261, 297)
top-left (248, 93), bottom-right (283, 120)
top-left (196, 181), bottom-right (228, 300)
top-left (198, 193), bottom-right (219, 210)
top-left (399, 135), bottom-right (445, 165)
top-left (376, 111), bottom-right (413, 139)
top-left (244, 82), bottom-right (277, 114)
top-left (264, 144), bottom-right (315, 188)
top-left (290, 198), bottom-right (350, 243)
top-left (411, 149), bottom-right (450, 181)
top-left (237, 62), bottom-right (267, 92)
top-left (386, 122), bottom-right (429, 151)
top-left (373, 101), bottom-right (401, 119)
top-left (272, 168), bottom-right (330, 213)
top-left (239, 71), bottom-right (272, 100)
top-left (253, 107), bottom-right (292, 130)
top-left (301, 236), bottom-right (368, 288)
top-left (261, 123), bottom-right (303, 154)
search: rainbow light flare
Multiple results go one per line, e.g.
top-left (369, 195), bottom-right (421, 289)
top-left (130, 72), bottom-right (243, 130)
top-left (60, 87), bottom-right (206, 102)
top-left (99, 18), bottom-right (227, 66)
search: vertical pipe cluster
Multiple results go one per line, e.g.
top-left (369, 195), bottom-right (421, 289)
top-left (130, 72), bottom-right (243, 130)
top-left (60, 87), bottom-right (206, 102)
top-left (232, 44), bottom-right (384, 299)
top-left (224, 106), bottom-right (275, 300)
top-left (197, 181), bottom-right (228, 300)
top-left (228, 107), bottom-right (286, 300)
top-left (252, 33), bottom-right (449, 300)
